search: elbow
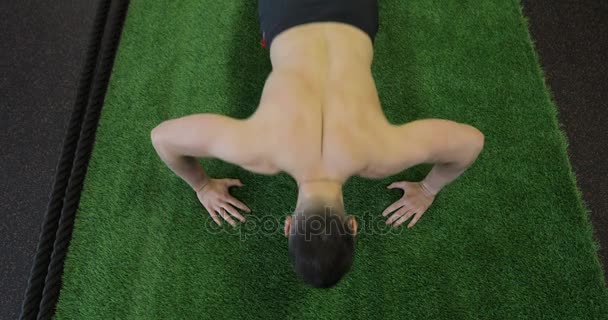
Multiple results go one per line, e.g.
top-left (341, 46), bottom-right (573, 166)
top-left (151, 125), bottom-right (173, 162)
top-left (150, 126), bottom-right (161, 147)
top-left (150, 124), bottom-right (167, 151)
top-left (463, 127), bottom-right (485, 163)
top-left (464, 125), bottom-right (485, 151)
top-left (474, 130), bottom-right (485, 151)
top-left (469, 130), bottom-right (485, 163)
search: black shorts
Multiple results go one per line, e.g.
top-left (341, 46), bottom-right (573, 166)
top-left (258, 0), bottom-right (379, 49)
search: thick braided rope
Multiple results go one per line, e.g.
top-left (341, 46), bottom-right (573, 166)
top-left (36, 2), bottom-right (130, 318)
top-left (19, 1), bottom-right (112, 319)
top-left (36, 3), bottom-right (131, 318)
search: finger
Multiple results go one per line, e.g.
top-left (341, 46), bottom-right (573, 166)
top-left (387, 181), bottom-right (404, 189)
top-left (226, 196), bottom-right (251, 213)
top-left (407, 210), bottom-right (425, 228)
top-left (386, 206), bottom-right (411, 224)
top-left (223, 204), bottom-right (246, 223)
top-left (205, 206), bottom-right (221, 226)
top-left (394, 209), bottom-right (417, 227)
top-left (218, 208), bottom-right (236, 227)
top-left (382, 201), bottom-right (405, 217)
top-left (226, 179), bottom-right (244, 187)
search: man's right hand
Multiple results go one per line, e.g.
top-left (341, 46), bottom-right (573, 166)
top-left (196, 178), bottom-right (251, 227)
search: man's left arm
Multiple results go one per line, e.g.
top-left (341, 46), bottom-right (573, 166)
top-left (415, 121), bottom-right (485, 197)
top-left (382, 119), bottom-right (485, 228)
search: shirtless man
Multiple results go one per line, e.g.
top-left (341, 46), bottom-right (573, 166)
top-left (151, 0), bottom-right (485, 288)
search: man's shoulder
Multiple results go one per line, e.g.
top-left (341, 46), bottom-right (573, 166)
top-left (349, 122), bottom-right (424, 179)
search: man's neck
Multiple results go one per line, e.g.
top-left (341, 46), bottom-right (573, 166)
top-left (296, 179), bottom-right (345, 209)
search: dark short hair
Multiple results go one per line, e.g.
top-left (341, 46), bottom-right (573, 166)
top-left (288, 206), bottom-right (355, 288)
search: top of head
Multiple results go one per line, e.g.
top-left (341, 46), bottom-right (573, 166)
top-left (288, 200), bottom-right (355, 288)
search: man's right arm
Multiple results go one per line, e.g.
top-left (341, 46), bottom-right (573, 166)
top-left (394, 119), bottom-right (485, 196)
top-left (151, 114), bottom-right (259, 226)
top-left (151, 113), bottom-right (260, 191)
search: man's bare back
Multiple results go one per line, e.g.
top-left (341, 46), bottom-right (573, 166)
top-left (243, 22), bottom-right (395, 182)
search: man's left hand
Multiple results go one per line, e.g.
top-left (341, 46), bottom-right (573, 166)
top-left (382, 181), bottom-right (436, 228)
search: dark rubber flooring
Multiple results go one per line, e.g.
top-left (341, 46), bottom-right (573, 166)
top-left (0, 0), bottom-right (606, 318)
top-left (0, 1), bottom-right (100, 319)
top-left (522, 0), bottom-right (608, 279)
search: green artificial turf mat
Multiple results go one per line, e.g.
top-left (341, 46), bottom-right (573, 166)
top-left (55, 0), bottom-right (608, 318)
